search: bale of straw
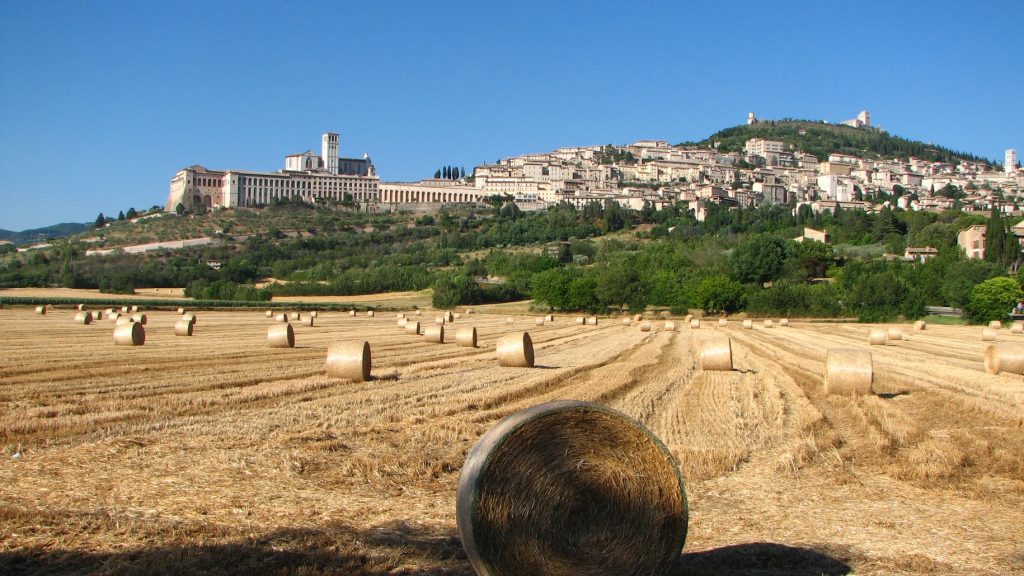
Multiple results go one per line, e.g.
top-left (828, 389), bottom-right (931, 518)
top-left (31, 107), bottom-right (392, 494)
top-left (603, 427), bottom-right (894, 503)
top-left (130, 313), bottom-right (147, 325)
top-left (74, 311), bottom-right (92, 325)
top-left (113, 321), bottom-right (145, 346)
top-left (456, 326), bottom-right (477, 347)
top-left (465, 308), bottom-right (473, 314)
top-left (367, 310), bottom-right (375, 317)
top-left (825, 348), bottom-right (873, 395)
top-left (982, 327), bottom-right (998, 341)
top-left (398, 318), bottom-right (408, 327)
top-left (268, 324), bottom-right (295, 348)
top-left (684, 314), bottom-right (693, 322)
top-left (989, 320), bottom-right (1003, 329)
top-left (116, 316), bottom-right (132, 326)
top-left (496, 332), bottom-right (535, 367)
top-left (424, 325), bottom-right (445, 343)
top-left (109, 312), bottom-right (120, 322)
top-left (633, 314), bottom-right (642, 322)
top-left (349, 310), bottom-right (356, 317)
top-left (397, 312), bottom-right (406, 319)
top-left (699, 337), bottom-right (732, 371)
top-left (275, 313), bottom-right (289, 322)
top-left (289, 312), bottom-right (301, 321)
top-left (690, 318), bottom-right (700, 329)
top-left (454, 313), bottom-right (462, 320)
top-left (93, 310), bottom-right (103, 321)
top-left (640, 320), bottom-right (652, 332)
top-left (1011, 322), bottom-right (1023, 334)
top-left (456, 400), bottom-right (688, 576)
top-left (445, 311), bottom-right (453, 322)
top-left (405, 320), bottom-right (421, 335)
top-left (326, 341), bottom-right (372, 382)
top-left (665, 321), bottom-right (676, 331)
top-left (105, 308), bottom-right (115, 316)
top-left (436, 317), bottom-right (446, 325)
top-left (416, 310), bottom-right (422, 316)
top-left (780, 319), bottom-right (790, 327)
top-left (177, 307), bottom-right (185, 315)
top-left (121, 306), bottom-right (130, 313)
top-left (718, 318), bottom-right (727, 327)
top-left (77, 304), bottom-right (85, 311)
top-left (131, 305), bottom-right (140, 313)
top-left (181, 313), bottom-right (196, 325)
top-left (764, 319), bottom-right (774, 329)
top-left (913, 320), bottom-right (926, 331)
top-left (622, 318), bottom-right (632, 326)
top-left (743, 319), bottom-right (753, 329)
top-left (174, 319), bottom-right (194, 336)
top-left (545, 314), bottom-right (553, 322)
top-left (311, 311), bottom-right (318, 318)
top-left (266, 310), bottom-right (273, 318)
top-left (887, 327), bottom-right (904, 341)
top-left (586, 316), bottom-right (598, 326)
top-left (35, 305), bottom-right (46, 315)
top-left (535, 317), bottom-right (545, 326)
top-left (984, 344), bottom-right (1024, 375)
top-left (303, 316), bottom-right (314, 327)
top-left (506, 317), bottom-right (515, 325)
top-left (868, 329), bottom-right (887, 345)
top-left (576, 316), bottom-right (585, 325)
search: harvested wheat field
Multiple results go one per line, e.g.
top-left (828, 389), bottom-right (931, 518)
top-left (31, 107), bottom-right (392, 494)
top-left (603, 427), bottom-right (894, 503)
top-left (0, 309), bottom-right (1022, 575)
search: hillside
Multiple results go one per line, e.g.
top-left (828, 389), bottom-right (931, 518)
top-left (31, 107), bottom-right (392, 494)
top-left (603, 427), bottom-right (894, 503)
top-left (0, 222), bottom-right (90, 245)
top-left (682, 120), bottom-right (992, 165)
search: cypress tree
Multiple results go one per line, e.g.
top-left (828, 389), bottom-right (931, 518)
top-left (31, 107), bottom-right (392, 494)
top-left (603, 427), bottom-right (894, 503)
top-left (985, 203), bottom-right (1004, 264)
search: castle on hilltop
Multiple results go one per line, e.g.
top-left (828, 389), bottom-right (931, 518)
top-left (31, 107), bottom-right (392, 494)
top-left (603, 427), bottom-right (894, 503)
top-left (165, 132), bottom-right (378, 212)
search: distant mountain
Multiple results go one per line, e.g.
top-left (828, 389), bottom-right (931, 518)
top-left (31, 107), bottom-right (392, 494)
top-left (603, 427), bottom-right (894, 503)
top-left (0, 222), bottom-right (91, 245)
top-left (681, 120), bottom-right (993, 166)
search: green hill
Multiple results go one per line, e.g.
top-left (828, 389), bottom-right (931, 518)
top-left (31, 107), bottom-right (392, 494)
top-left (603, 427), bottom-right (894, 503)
top-left (681, 120), bottom-right (992, 166)
top-left (0, 222), bottom-right (90, 245)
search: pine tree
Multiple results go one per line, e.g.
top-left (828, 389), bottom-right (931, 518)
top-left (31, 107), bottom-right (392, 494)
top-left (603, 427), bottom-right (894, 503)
top-left (93, 213), bottom-right (105, 228)
top-left (460, 166), bottom-right (466, 179)
top-left (117, 210), bottom-right (125, 221)
top-left (434, 169), bottom-right (441, 179)
top-left (1003, 224), bottom-right (1020, 268)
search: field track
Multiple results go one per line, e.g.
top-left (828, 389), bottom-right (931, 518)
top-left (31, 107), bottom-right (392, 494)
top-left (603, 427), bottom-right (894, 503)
top-left (0, 309), bottom-right (1022, 575)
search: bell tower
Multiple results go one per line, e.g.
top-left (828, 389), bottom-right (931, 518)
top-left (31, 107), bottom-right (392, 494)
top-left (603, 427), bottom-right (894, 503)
top-left (322, 132), bottom-right (339, 174)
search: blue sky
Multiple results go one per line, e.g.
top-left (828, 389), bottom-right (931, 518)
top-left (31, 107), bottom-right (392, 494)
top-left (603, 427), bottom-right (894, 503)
top-left (1, 0), bottom-right (1021, 230)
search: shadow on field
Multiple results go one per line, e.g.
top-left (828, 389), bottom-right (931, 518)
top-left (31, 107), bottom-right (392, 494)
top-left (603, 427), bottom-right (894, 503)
top-left (676, 542), bottom-right (853, 575)
top-left (0, 520), bottom-right (471, 576)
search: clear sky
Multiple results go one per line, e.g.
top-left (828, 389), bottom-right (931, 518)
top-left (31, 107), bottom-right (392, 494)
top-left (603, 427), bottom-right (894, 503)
top-left (1, 0), bottom-right (1021, 230)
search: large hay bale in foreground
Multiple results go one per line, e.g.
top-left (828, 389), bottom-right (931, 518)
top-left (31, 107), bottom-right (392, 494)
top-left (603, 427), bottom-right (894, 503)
top-left (914, 320), bottom-right (926, 331)
top-left (496, 332), bottom-right (534, 367)
top-left (424, 325), bottom-right (445, 343)
top-left (405, 320), bottom-right (421, 335)
top-left (868, 329), bottom-right (887, 345)
top-left (35, 305), bottom-right (46, 315)
top-left (982, 327), bottom-right (998, 341)
top-left (742, 319), bottom-right (753, 329)
top-left (131, 313), bottom-right (147, 325)
top-left (268, 324), bottom-right (295, 348)
top-left (456, 326), bottom-right (477, 347)
top-left (113, 322), bottom-right (145, 346)
top-left (984, 344), bottom-right (1024, 375)
top-left (640, 320), bottom-right (652, 332)
top-left (825, 348), bottom-right (873, 395)
top-left (699, 337), bottom-right (732, 371)
top-left (326, 340), bottom-right (371, 382)
top-left (74, 311), bottom-right (92, 325)
top-left (174, 319), bottom-right (194, 336)
top-left (989, 320), bottom-right (1003, 329)
top-left (664, 321), bottom-right (676, 332)
top-left (456, 400), bottom-right (688, 576)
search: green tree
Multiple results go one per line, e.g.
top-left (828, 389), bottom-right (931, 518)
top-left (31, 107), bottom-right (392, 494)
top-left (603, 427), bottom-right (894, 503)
top-left (434, 169), bottom-right (441, 179)
top-left (731, 235), bottom-right (787, 284)
top-left (431, 273), bottom-right (483, 308)
top-left (694, 275), bottom-right (746, 314)
top-left (117, 210), bottom-right (125, 221)
top-left (966, 276), bottom-right (1022, 324)
top-left (93, 213), bottom-right (106, 229)
top-left (984, 204), bottom-right (1004, 264)
top-left (175, 203), bottom-right (185, 215)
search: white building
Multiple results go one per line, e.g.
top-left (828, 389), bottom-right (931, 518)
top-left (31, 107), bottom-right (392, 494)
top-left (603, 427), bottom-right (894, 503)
top-left (841, 110), bottom-right (871, 128)
top-left (166, 132), bottom-right (379, 211)
top-left (817, 174), bottom-right (856, 201)
top-left (1007, 149), bottom-right (1018, 175)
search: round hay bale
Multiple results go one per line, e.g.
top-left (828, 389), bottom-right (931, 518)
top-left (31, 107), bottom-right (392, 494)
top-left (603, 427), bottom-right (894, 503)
top-left (415, 309), bottom-right (422, 316)
top-left (586, 316), bottom-right (598, 326)
top-left (989, 320), bottom-right (1003, 329)
top-left (984, 344), bottom-right (1024, 375)
top-left (326, 340), bottom-right (372, 382)
top-left (456, 400), bottom-right (688, 576)
top-left (576, 316), bottom-right (585, 325)
top-left (825, 348), bottom-right (873, 395)
top-left (535, 317), bottom-right (545, 326)
top-left (367, 310), bottom-right (375, 317)
top-left (445, 311), bottom-right (453, 322)
top-left (689, 318), bottom-right (700, 329)
top-left (181, 313), bottom-right (196, 325)
top-left (268, 324), bottom-right (295, 348)
top-left (74, 311), bottom-right (92, 325)
top-left (105, 308), bottom-right (115, 316)
top-left (310, 311), bottom-right (318, 318)
top-left (275, 313), bottom-right (289, 323)
top-left (454, 312), bottom-right (462, 320)
top-left (174, 318), bottom-right (194, 336)
top-left (349, 310), bottom-right (356, 317)
top-left (684, 314), bottom-right (693, 322)
top-left (915, 320), bottom-right (931, 331)
top-left (113, 321), bottom-right (145, 346)
top-left (780, 319), bottom-right (790, 327)
top-left (887, 327), bottom-right (904, 341)
top-left (640, 320), bottom-right (652, 332)
top-left (982, 327), bottom-right (998, 341)
top-left (544, 314), bottom-right (554, 322)
top-left (266, 310), bottom-right (274, 318)
top-left (742, 319), bottom-right (753, 329)
top-left (424, 325), bottom-right (445, 343)
top-left (116, 316), bottom-right (132, 326)
top-left (456, 326), bottom-right (477, 348)
top-left (35, 305), bottom-right (46, 315)
top-left (398, 318), bottom-right (408, 327)
top-left (664, 321), bottom-right (676, 332)
top-left (177, 307), bottom-right (186, 315)
top-left (1011, 322), bottom-right (1023, 334)
top-left (699, 337), bottom-right (732, 371)
top-left (303, 316), bottom-right (314, 327)
top-left (131, 305), bottom-right (140, 313)
top-left (405, 320), bottom-right (421, 335)
top-left (77, 304), bottom-right (86, 311)
top-left (622, 318), bottom-right (632, 326)
top-left (397, 312), bottom-right (406, 319)
top-left (763, 319), bottom-right (774, 329)
top-left (435, 316), bottom-right (446, 325)
top-left (93, 310), bottom-right (103, 321)
top-left (868, 328), bottom-right (887, 345)
top-left (496, 332), bottom-right (535, 367)
top-left (718, 318), bottom-right (727, 327)
top-left (506, 317), bottom-right (515, 325)
top-left (289, 312), bottom-right (301, 321)
top-left (131, 313), bottom-right (147, 325)
top-left (109, 312), bottom-right (120, 322)
top-left (633, 313), bottom-right (642, 322)
top-left (121, 306), bottom-right (130, 313)
top-left (465, 308), bottom-right (473, 315)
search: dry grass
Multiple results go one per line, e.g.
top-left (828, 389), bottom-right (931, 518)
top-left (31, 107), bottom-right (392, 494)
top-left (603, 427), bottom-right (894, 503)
top-left (0, 311), bottom-right (1022, 575)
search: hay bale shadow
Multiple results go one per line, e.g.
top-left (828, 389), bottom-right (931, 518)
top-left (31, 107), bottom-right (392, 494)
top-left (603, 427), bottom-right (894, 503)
top-left (675, 542), bottom-right (852, 576)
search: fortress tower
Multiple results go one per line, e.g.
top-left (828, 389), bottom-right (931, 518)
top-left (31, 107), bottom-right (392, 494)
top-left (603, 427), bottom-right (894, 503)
top-left (322, 132), bottom-right (339, 175)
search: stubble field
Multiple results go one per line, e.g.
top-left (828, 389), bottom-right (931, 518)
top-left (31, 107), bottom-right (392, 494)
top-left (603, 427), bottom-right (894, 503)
top-left (0, 308), bottom-right (1022, 575)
